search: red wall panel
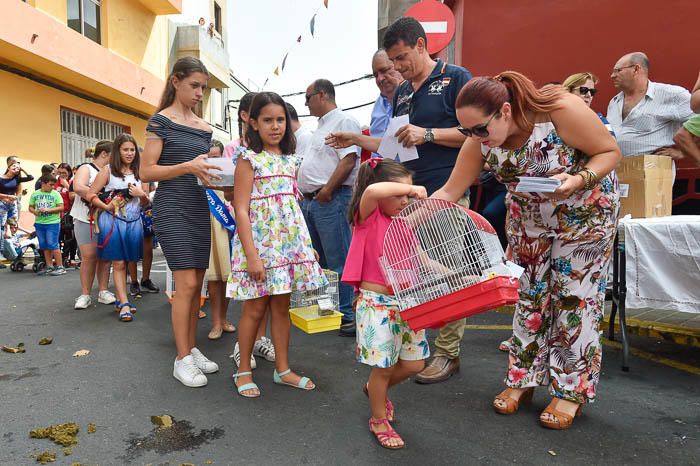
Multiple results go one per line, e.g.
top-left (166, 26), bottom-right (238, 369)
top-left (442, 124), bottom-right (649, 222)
top-left (450, 0), bottom-right (699, 114)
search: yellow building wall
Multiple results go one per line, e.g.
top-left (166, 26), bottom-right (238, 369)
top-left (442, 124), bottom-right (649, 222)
top-left (31, 0), bottom-right (68, 24)
top-left (141, 17), bottom-right (172, 81)
top-left (103, 0), bottom-right (170, 80)
top-left (0, 71), bottom-right (147, 209)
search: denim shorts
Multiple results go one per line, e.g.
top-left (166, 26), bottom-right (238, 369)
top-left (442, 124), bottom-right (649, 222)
top-left (34, 223), bottom-right (60, 250)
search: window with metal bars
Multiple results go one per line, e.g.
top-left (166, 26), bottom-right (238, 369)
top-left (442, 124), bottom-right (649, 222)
top-left (60, 108), bottom-right (127, 168)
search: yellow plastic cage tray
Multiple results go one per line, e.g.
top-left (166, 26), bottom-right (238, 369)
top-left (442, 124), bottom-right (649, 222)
top-left (289, 306), bottom-right (343, 334)
top-left (289, 270), bottom-right (342, 334)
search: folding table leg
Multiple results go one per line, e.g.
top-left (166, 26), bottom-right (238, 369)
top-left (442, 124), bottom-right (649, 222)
top-left (619, 241), bottom-right (629, 372)
top-left (608, 233), bottom-right (619, 340)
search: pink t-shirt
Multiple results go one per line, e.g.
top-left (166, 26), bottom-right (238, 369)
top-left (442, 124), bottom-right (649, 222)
top-left (223, 138), bottom-right (244, 158)
top-left (342, 207), bottom-right (392, 291)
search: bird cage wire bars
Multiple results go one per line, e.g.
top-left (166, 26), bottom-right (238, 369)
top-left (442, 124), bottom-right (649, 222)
top-left (290, 269), bottom-right (339, 313)
top-left (380, 199), bottom-right (507, 311)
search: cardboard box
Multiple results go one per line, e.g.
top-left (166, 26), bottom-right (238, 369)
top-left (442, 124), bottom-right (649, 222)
top-left (616, 155), bottom-right (673, 218)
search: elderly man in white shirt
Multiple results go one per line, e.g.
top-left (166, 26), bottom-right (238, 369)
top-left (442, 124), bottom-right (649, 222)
top-left (297, 79), bottom-right (360, 336)
top-left (607, 52), bottom-right (694, 160)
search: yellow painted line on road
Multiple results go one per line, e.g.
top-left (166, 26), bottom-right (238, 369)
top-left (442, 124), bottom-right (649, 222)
top-left (463, 324), bottom-right (512, 330)
top-left (462, 324), bottom-right (700, 376)
top-left (602, 339), bottom-right (700, 376)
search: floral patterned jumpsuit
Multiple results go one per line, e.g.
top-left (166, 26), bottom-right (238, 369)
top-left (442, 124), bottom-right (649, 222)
top-left (483, 122), bottom-right (619, 404)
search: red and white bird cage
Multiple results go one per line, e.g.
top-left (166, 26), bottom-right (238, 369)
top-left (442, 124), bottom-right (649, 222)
top-left (379, 199), bottom-right (520, 332)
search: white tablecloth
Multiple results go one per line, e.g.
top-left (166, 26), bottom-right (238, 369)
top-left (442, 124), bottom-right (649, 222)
top-left (621, 216), bottom-right (700, 313)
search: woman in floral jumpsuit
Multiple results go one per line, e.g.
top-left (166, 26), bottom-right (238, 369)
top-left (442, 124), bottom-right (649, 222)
top-left (433, 71), bottom-right (620, 429)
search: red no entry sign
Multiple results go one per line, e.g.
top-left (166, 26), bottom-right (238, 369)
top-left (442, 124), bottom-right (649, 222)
top-left (404, 0), bottom-right (456, 55)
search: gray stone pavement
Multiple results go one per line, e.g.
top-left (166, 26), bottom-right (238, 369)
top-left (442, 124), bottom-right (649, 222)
top-left (1, 254), bottom-right (699, 465)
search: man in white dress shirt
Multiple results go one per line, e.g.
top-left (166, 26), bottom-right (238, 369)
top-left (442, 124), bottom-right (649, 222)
top-left (297, 79), bottom-right (360, 336)
top-left (607, 52), bottom-right (694, 160)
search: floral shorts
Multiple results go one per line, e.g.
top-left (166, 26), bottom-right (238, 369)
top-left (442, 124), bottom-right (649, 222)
top-left (355, 289), bottom-right (429, 368)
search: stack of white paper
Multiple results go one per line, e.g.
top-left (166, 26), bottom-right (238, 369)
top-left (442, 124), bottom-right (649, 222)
top-left (514, 177), bottom-right (561, 193)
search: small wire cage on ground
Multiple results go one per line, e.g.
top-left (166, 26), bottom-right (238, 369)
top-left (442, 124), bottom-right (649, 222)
top-left (289, 269), bottom-right (343, 334)
top-left (380, 199), bottom-right (520, 331)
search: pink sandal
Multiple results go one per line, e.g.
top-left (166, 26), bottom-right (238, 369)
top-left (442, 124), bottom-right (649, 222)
top-left (363, 383), bottom-right (395, 421)
top-left (368, 418), bottom-right (404, 449)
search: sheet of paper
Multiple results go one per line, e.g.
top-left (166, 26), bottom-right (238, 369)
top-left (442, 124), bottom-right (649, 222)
top-left (377, 115), bottom-right (419, 162)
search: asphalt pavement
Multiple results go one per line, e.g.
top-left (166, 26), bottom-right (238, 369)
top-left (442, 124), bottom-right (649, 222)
top-left (1, 254), bottom-right (698, 465)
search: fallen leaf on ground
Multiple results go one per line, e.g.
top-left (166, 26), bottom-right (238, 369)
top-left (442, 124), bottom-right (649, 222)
top-left (39, 338), bottom-right (53, 345)
top-left (548, 450), bottom-right (557, 456)
top-left (87, 423), bottom-right (96, 433)
top-left (150, 415), bottom-right (174, 428)
top-left (72, 349), bottom-right (90, 358)
top-left (32, 451), bottom-right (56, 464)
top-left (2, 343), bottom-right (25, 353)
top-left (30, 422), bottom-right (80, 447)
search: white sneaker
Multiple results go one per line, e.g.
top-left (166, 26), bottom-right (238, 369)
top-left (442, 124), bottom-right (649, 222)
top-left (173, 355), bottom-right (207, 387)
top-left (190, 347), bottom-right (219, 374)
top-left (253, 336), bottom-right (276, 362)
top-left (231, 341), bottom-right (257, 369)
top-left (74, 295), bottom-right (92, 310)
top-left (98, 290), bottom-right (116, 305)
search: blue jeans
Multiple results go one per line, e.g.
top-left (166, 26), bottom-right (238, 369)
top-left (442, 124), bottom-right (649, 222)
top-left (481, 191), bottom-right (507, 249)
top-left (301, 186), bottom-right (354, 321)
top-left (2, 238), bottom-right (19, 260)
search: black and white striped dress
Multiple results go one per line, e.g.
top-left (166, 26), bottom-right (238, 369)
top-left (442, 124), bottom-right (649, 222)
top-left (147, 113), bottom-right (212, 270)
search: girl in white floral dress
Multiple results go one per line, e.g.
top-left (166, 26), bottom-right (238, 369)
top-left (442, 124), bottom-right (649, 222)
top-left (227, 92), bottom-right (327, 398)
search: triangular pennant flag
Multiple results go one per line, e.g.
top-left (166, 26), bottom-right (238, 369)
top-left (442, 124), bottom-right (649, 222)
top-left (274, 66), bottom-right (280, 76)
top-left (323, 0), bottom-right (329, 8)
top-left (310, 14), bottom-right (316, 36)
top-left (281, 53), bottom-right (289, 71)
top-left (297, 35), bottom-right (302, 43)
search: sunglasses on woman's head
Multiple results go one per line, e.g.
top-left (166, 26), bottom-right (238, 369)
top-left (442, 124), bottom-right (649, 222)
top-left (575, 86), bottom-right (598, 97)
top-left (457, 112), bottom-right (498, 138)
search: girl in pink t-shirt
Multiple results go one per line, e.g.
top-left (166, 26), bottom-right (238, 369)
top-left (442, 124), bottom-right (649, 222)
top-left (342, 158), bottom-right (429, 450)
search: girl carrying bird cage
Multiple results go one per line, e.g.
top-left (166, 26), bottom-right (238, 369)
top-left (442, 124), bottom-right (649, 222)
top-left (342, 158), bottom-right (430, 450)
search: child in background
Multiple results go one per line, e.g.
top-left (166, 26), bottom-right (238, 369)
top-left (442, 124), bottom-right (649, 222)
top-left (87, 134), bottom-right (148, 322)
top-left (342, 158), bottom-right (429, 450)
top-left (1, 218), bottom-right (35, 261)
top-left (204, 139), bottom-right (237, 340)
top-left (28, 174), bottom-right (65, 275)
top-left (227, 92), bottom-right (327, 398)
